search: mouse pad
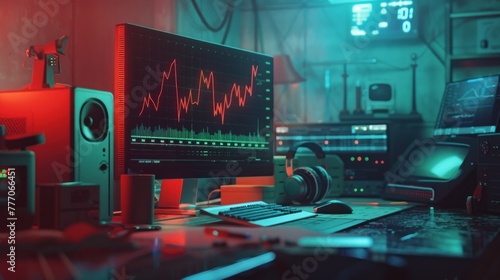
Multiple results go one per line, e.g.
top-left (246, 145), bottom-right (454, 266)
top-left (285, 198), bottom-right (415, 234)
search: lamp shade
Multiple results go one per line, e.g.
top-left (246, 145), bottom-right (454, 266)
top-left (273, 55), bottom-right (305, 84)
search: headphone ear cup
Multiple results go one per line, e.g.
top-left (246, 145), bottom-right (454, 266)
top-left (283, 173), bottom-right (308, 203)
top-left (283, 167), bottom-right (320, 204)
top-left (310, 166), bottom-right (331, 202)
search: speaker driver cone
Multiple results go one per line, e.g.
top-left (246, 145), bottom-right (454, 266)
top-left (80, 99), bottom-right (108, 142)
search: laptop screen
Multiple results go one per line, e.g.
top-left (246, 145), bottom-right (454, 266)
top-left (434, 75), bottom-right (500, 137)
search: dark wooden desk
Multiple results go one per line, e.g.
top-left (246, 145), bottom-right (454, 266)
top-left (2, 203), bottom-right (500, 280)
top-left (288, 205), bottom-right (500, 279)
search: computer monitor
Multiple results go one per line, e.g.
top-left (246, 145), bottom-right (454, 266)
top-left (114, 24), bottom-right (274, 204)
top-left (434, 75), bottom-right (500, 137)
top-left (364, 81), bottom-right (396, 115)
top-left (384, 137), bottom-right (477, 207)
top-left (383, 74), bottom-right (500, 206)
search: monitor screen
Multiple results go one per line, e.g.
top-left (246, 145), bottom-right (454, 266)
top-left (114, 23), bottom-right (274, 180)
top-left (434, 75), bottom-right (500, 136)
top-left (350, 0), bottom-right (418, 40)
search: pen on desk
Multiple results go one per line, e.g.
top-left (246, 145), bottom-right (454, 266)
top-left (204, 227), bottom-right (251, 239)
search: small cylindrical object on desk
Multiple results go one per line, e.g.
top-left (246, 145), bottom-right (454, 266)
top-left (120, 174), bottom-right (155, 225)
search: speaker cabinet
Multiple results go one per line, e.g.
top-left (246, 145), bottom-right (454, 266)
top-left (0, 87), bottom-right (114, 222)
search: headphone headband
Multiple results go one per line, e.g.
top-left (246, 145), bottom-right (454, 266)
top-left (286, 142), bottom-right (326, 160)
top-left (285, 142), bottom-right (327, 177)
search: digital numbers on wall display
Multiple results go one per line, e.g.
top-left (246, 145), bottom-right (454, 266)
top-left (351, 1), bottom-right (417, 39)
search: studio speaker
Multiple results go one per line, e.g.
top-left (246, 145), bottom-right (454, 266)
top-left (0, 87), bottom-right (114, 222)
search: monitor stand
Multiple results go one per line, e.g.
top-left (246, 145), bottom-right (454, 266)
top-left (155, 178), bottom-right (199, 216)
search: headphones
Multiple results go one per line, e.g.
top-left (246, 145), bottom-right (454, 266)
top-left (284, 142), bottom-right (332, 204)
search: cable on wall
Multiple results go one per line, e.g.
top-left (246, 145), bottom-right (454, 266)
top-left (221, 2), bottom-right (234, 45)
top-left (191, 0), bottom-right (234, 45)
top-left (191, 0), bottom-right (230, 32)
top-left (251, 0), bottom-right (259, 52)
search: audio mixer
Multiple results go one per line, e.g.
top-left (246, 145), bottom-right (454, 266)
top-left (275, 122), bottom-right (390, 197)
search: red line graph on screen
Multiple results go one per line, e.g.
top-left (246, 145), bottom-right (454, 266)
top-left (138, 59), bottom-right (258, 124)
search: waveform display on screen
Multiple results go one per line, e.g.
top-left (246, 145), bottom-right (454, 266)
top-left (131, 120), bottom-right (267, 144)
top-left (434, 75), bottom-right (500, 136)
top-left (139, 59), bottom-right (259, 125)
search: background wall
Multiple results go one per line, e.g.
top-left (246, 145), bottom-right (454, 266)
top-left (238, 0), bottom-right (446, 125)
top-left (1, 0), bottom-right (74, 90)
top-left (0, 0), bottom-right (177, 93)
top-left (1, 0), bottom-right (499, 127)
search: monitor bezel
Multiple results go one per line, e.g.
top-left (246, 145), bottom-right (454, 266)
top-left (114, 23), bottom-right (275, 180)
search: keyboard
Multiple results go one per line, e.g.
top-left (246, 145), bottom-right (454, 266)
top-left (200, 201), bottom-right (317, 227)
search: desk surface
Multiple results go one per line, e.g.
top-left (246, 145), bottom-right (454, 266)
top-left (156, 198), bottom-right (414, 234)
top-left (2, 199), bottom-right (500, 280)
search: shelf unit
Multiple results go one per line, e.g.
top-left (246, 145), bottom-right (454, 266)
top-left (445, 3), bottom-right (500, 82)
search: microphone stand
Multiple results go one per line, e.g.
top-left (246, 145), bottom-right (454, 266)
top-left (339, 63), bottom-right (350, 117)
top-left (307, 58), bottom-right (376, 121)
top-left (410, 53), bottom-right (419, 115)
top-left (338, 59), bottom-right (377, 119)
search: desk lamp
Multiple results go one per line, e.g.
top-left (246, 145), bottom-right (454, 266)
top-left (274, 55), bottom-right (305, 85)
top-left (274, 55), bottom-right (306, 121)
